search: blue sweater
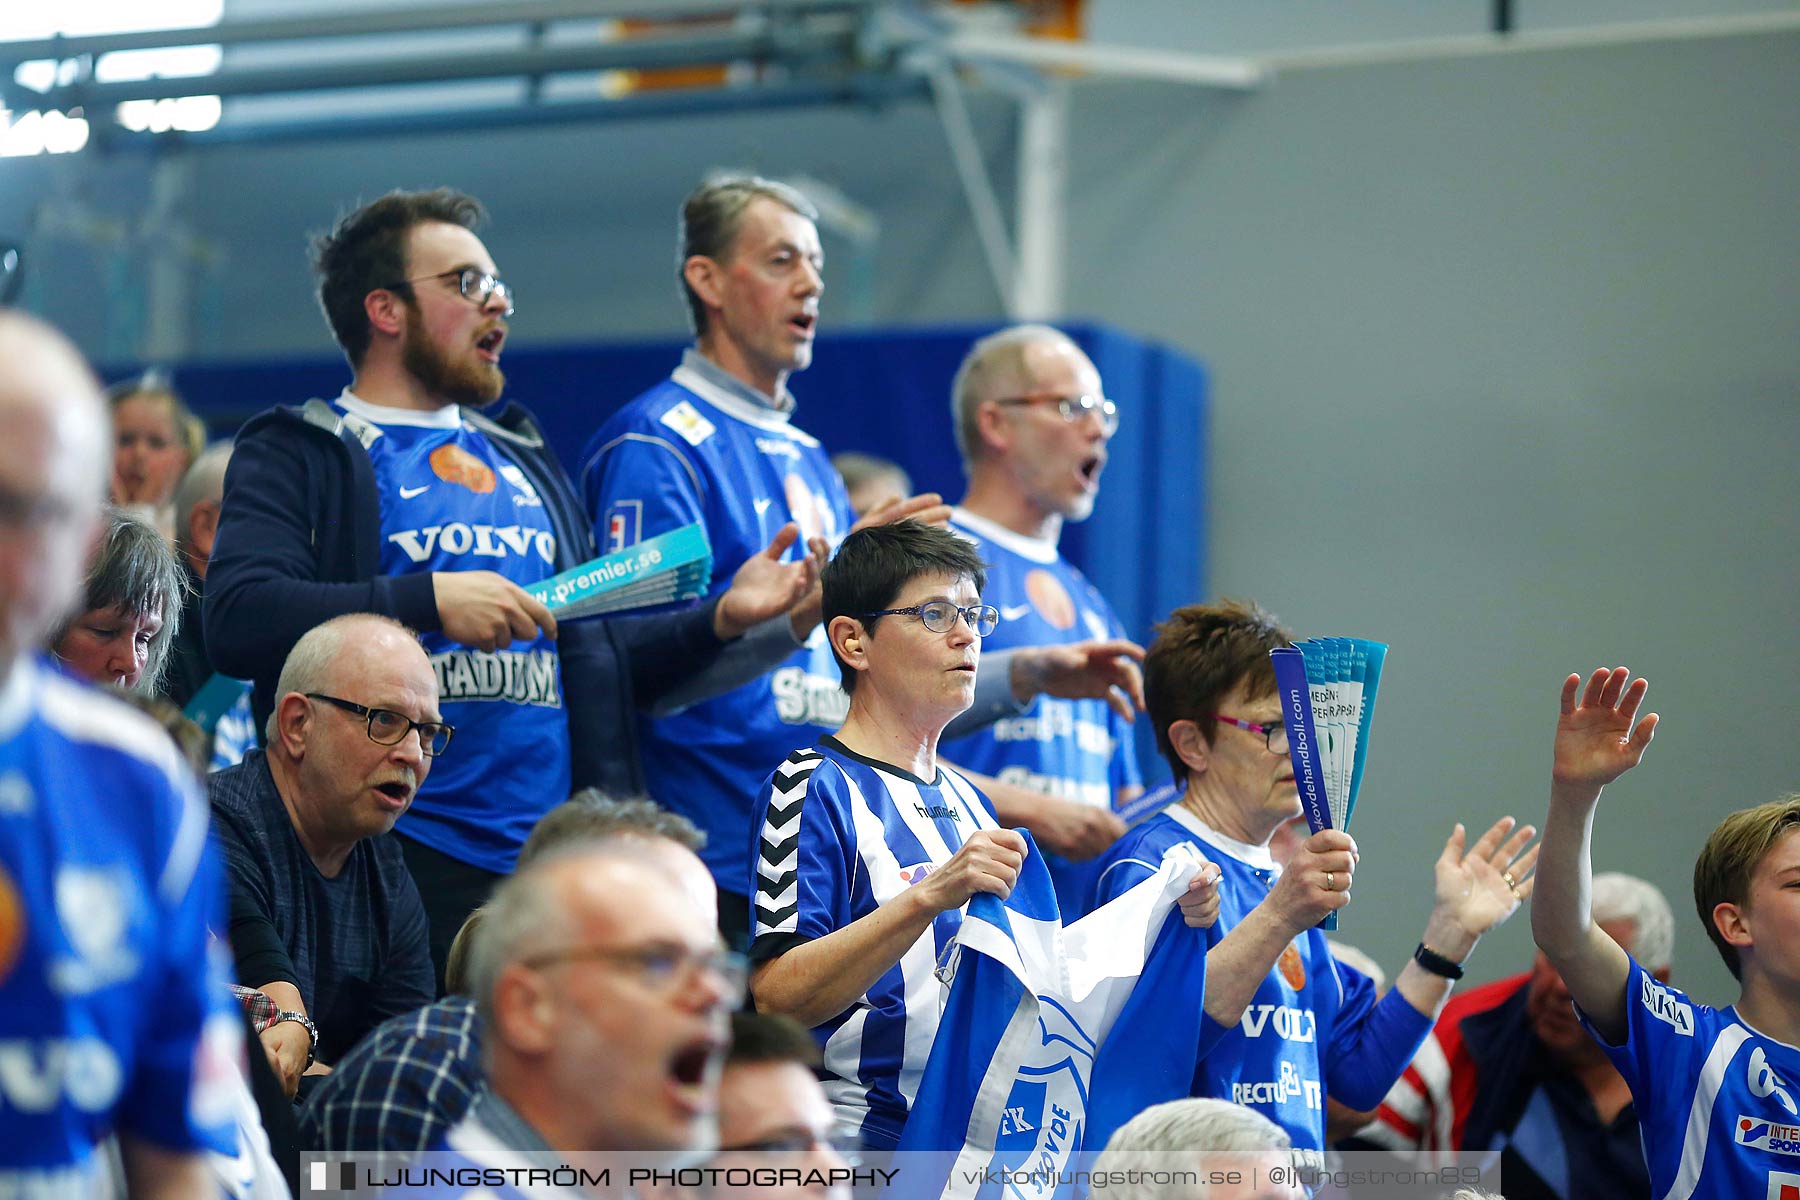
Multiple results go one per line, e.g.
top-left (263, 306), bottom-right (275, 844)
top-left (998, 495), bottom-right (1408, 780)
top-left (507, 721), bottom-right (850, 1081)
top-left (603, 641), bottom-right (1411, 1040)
top-left (204, 398), bottom-right (728, 797)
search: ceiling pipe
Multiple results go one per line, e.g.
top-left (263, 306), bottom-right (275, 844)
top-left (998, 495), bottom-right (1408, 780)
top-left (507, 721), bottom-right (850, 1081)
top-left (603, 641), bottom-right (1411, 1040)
top-left (25, 23), bottom-right (859, 108)
top-left (0, 0), bottom-right (877, 66)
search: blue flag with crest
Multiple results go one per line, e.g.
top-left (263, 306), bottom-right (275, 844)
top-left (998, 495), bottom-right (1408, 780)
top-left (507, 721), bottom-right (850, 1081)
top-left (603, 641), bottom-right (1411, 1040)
top-left (897, 835), bottom-right (1212, 1199)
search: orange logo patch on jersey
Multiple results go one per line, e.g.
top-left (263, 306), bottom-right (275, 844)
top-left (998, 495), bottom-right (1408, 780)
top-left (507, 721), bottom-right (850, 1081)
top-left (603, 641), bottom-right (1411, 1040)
top-left (1278, 941), bottom-right (1306, 991)
top-left (1025, 568), bottom-right (1076, 631)
top-left (429, 444), bottom-right (496, 494)
top-left (0, 866), bottom-right (24, 986)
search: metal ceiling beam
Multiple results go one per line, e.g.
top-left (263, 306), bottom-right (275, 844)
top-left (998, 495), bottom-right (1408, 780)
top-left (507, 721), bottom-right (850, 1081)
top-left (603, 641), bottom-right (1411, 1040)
top-left (113, 72), bottom-right (929, 150)
top-left (0, 0), bottom-right (876, 66)
top-left (25, 22), bottom-right (859, 108)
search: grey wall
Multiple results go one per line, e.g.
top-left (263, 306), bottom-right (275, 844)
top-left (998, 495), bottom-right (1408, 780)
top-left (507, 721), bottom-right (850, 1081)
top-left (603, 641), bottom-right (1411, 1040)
top-left (5, 25), bottom-right (1793, 1003)
top-left (1062, 32), bottom-right (1800, 1005)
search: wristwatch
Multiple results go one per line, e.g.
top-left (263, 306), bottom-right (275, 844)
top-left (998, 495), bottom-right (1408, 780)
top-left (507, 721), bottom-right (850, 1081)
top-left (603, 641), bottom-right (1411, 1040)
top-left (271, 1010), bottom-right (319, 1069)
top-left (1413, 942), bottom-right (1466, 980)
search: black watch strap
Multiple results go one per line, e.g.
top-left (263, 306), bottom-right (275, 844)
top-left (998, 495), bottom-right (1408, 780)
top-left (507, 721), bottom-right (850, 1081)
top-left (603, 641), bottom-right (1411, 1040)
top-left (1413, 942), bottom-right (1466, 980)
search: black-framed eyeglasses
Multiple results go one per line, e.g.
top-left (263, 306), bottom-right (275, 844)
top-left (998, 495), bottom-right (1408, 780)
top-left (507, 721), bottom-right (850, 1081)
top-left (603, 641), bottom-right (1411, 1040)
top-left (519, 943), bottom-right (748, 1006)
top-left (1214, 714), bottom-right (1289, 754)
top-left (305, 693), bottom-right (455, 758)
top-left (379, 267), bottom-right (514, 317)
top-left (862, 600), bottom-right (1000, 638)
top-left (994, 391), bottom-right (1118, 434)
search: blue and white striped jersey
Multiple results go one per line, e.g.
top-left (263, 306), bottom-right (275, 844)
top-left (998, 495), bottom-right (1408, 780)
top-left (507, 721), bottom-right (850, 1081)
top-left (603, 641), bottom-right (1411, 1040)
top-left (335, 392), bottom-right (568, 874)
top-left (0, 657), bottom-right (239, 1194)
top-left (749, 737), bottom-right (1000, 1150)
top-left (581, 360), bottom-right (853, 894)
top-left (1094, 804), bottom-right (1430, 1153)
top-left (1579, 957), bottom-right (1800, 1200)
top-left (940, 508), bottom-right (1141, 917)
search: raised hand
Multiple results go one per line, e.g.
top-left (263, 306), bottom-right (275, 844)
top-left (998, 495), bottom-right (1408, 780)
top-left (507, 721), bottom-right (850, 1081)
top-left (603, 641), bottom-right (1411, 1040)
top-left (1267, 828), bottom-right (1359, 935)
top-left (1553, 667), bottom-right (1659, 791)
top-left (1009, 638), bottom-right (1147, 720)
top-left (1432, 816), bottom-right (1538, 940)
top-left (714, 522), bottom-right (829, 640)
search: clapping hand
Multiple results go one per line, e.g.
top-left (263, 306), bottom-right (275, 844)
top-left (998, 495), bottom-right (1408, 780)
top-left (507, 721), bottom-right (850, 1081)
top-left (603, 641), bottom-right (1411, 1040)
top-left (1434, 816), bottom-right (1538, 939)
top-left (714, 523), bottom-right (829, 640)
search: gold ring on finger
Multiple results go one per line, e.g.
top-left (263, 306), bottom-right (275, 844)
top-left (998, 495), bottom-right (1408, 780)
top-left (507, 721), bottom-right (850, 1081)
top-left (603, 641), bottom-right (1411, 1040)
top-left (1325, 870), bottom-right (1336, 892)
top-left (1503, 870), bottom-right (1519, 895)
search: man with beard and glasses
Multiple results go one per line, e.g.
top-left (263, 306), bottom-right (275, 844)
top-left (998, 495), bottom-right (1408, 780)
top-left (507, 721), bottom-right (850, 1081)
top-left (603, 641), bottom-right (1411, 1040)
top-left (209, 613), bottom-right (442, 1096)
top-left (206, 189), bottom-right (825, 986)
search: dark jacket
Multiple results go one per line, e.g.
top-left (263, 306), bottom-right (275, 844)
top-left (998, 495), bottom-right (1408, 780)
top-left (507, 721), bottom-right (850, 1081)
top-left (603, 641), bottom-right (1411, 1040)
top-left (203, 398), bottom-right (727, 794)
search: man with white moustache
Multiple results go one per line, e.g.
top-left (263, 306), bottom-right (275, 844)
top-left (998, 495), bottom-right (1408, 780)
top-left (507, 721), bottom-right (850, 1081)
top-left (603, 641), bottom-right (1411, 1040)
top-left (209, 613), bottom-right (441, 1095)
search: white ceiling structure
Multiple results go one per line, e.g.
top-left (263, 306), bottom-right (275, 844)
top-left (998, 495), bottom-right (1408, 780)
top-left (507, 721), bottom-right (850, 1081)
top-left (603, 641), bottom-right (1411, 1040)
top-left (4, 0), bottom-right (1796, 354)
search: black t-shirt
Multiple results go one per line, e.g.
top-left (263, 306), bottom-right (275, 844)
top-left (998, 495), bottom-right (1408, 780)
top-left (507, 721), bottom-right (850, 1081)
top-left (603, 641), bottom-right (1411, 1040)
top-left (210, 751), bottom-right (434, 1064)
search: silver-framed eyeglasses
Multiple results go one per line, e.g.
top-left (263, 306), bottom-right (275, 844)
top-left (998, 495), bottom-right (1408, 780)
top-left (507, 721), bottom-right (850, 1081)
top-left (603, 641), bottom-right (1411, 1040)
top-left (519, 943), bottom-right (748, 1006)
top-left (380, 267), bottom-right (514, 317)
top-left (1214, 714), bottom-right (1289, 754)
top-left (994, 391), bottom-right (1119, 434)
top-left (862, 600), bottom-right (1000, 637)
top-left (305, 693), bottom-right (455, 757)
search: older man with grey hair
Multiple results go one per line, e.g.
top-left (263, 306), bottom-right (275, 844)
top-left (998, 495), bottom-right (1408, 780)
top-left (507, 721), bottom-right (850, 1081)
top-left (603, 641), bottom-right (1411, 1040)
top-left (940, 323), bottom-right (1148, 916)
top-left (1360, 871), bottom-right (1676, 1200)
top-left (433, 839), bottom-right (738, 1171)
top-left (1090, 1099), bottom-right (1305, 1200)
top-left (210, 612), bottom-right (440, 1097)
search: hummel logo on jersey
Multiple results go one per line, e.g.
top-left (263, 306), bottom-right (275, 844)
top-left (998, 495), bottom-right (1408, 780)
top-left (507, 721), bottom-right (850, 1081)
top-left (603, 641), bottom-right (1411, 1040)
top-left (1639, 975), bottom-right (1694, 1035)
top-left (1737, 1117), bottom-right (1800, 1156)
top-left (914, 803), bottom-right (963, 823)
top-left (398, 484), bottom-right (430, 499)
top-left (388, 523), bottom-right (556, 565)
top-left (999, 604), bottom-right (1032, 621)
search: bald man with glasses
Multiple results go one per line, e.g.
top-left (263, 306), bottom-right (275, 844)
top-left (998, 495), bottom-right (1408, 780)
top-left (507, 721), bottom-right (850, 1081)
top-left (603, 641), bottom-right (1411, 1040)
top-left (940, 324), bottom-right (1147, 918)
top-left (209, 613), bottom-right (444, 1096)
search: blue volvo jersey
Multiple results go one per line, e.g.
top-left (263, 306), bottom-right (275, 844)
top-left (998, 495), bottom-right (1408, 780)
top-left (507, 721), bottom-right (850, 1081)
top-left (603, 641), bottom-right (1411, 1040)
top-left (1093, 804), bottom-right (1430, 1153)
top-left (941, 508), bottom-right (1142, 918)
top-left (336, 393), bottom-right (568, 874)
top-left (748, 737), bottom-right (1001, 1150)
top-left (0, 657), bottom-right (239, 1193)
top-left (1578, 956), bottom-right (1800, 1200)
top-left (580, 363), bottom-right (853, 894)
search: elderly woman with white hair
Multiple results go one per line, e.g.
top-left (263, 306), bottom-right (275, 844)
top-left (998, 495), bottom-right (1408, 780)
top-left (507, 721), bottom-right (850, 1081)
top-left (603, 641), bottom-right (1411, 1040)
top-left (1090, 1098), bottom-right (1305, 1200)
